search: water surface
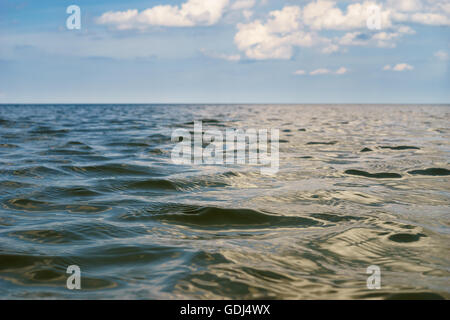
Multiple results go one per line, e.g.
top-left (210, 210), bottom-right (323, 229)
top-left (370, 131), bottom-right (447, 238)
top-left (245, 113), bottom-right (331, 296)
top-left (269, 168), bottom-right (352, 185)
top-left (0, 104), bottom-right (449, 299)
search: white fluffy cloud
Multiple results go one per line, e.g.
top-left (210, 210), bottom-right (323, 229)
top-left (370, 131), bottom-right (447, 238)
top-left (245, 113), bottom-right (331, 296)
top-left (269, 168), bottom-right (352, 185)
top-left (299, 0), bottom-right (450, 30)
top-left (302, 0), bottom-right (393, 30)
top-left (234, 6), bottom-right (319, 59)
top-left (390, 0), bottom-right (450, 25)
top-left (97, 0), bottom-right (230, 29)
top-left (383, 63), bottom-right (414, 71)
top-left (97, 0), bottom-right (450, 31)
top-left (233, 0), bottom-right (450, 59)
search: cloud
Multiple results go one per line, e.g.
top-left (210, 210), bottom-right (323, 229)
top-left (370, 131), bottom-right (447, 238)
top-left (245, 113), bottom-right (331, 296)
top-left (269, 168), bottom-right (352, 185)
top-left (234, 6), bottom-right (319, 60)
top-left (390, 0), bottom-right (450, 26)
top-left (302, 0), bottom-right (393, 30)
top-left (393, 63), bottom-right (414, 71)
top-left (299, 0), bottom-right (450, 30)
top-left (97, 0), bottom-right (230, 29)
top-left (409, 12), bottom-right (450, 25)
top-left (242, 10), bottom-right (253, 20)
top-left (295, 67), bottom-right (348, 75)
top-left (397, 25), bottom-right (416, 34)
top-left (383, 63), bottom-right (414, 71)
top-left (370, 31), bottom-right (402, 47)
top-left (230, 0), bottom-right (256, 11)
top-left (310, 68), bottom-right (331, 75)
top-left (335, 30), bottom-right (401, 48)
top-left (321, 43), bottom-right (339, 54)
top-left (387, 0), bottom-right (423, 12)
top-left (434, 50), bottom-right (449, 61)
top-left (335, 67), bottom-right (348, 74)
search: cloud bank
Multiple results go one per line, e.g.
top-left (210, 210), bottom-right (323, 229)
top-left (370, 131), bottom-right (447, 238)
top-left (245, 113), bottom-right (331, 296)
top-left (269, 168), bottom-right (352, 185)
top-left (96, 0), bottom-right (450, 63)
top-left (97, 0), bottom-right (231, 29)
top-left (234, 0), bottom-right (450, 60)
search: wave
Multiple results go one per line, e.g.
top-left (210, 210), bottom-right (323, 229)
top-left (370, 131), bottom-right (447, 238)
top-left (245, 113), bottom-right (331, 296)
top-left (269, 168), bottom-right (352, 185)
top-left (379, 145), bottom-right (420, 150)
top-left (408, 168), bottom-right (450, 176)
top-left (62, 163), bottom-right (164, 177)
top-left (137, 205), bottom-right (322, 229)
top-left (344, 169), bottom-right (402, 179)
top-left (306, 141), bottom-right (338, 145)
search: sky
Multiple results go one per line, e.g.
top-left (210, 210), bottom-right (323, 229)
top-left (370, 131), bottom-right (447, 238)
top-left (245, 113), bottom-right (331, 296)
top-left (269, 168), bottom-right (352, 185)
top-left (0, 0), bottom-right (449, 103)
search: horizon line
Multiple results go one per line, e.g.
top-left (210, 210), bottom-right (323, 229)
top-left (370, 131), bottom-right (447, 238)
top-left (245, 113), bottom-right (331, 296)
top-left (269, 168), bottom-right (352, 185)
top-left (0, 102), bottom-right (449, 105)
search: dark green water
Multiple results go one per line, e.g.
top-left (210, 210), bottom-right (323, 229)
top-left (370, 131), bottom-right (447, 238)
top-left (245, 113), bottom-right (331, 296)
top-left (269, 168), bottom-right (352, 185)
top-left (0, 104), bottom-right (449, 299)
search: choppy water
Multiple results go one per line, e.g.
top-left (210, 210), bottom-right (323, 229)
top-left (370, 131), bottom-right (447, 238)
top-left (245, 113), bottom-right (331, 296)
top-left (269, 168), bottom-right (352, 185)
top-left (0, 104), bottom-right (449, 299)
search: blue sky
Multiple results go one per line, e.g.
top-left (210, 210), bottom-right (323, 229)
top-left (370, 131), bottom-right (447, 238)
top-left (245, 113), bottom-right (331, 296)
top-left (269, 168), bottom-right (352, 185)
top-left (0, 0), bottom-right (449, 103)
